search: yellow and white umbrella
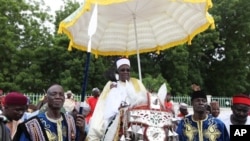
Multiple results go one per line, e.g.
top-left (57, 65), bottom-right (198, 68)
top-left (58, 0), bottom-right (214, 81)
top-left (59, 0), bottom-right (214, 55)
top-left (58, 0), bottom-right (214, 79)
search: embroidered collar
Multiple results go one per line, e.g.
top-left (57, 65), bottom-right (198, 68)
top-left (45, 112), bottom-right (63, 123)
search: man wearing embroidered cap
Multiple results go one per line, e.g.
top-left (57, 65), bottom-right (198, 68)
top-left (1, 92), bottom-right (28, 140)
top-left (221, 94), bottom-right (250, 135)
top-left (87, 57), bottom-right (148, 140)
top-left (176, 90), bottom-right (229, 140)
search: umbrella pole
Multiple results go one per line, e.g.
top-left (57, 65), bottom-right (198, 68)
top-left (79, 3), bottom-right (97, 113)
top-left (76, 51), bottom-right (90, 139)
top-left (79, 52), bottom-right (91, 114)
top-left (133, 14), bottom-right (142, 81)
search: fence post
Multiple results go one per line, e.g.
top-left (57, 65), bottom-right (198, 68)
top-left (207, 95), bottom-right (212, 104)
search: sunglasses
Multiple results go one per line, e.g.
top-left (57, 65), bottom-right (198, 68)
top-left (119, 68), bottom-right (130, 72)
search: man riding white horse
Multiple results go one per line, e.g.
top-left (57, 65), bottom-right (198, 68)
top-left (87, 58), bottom-right (148, 140)
top-left (87, 58), bottom-right (177, 141)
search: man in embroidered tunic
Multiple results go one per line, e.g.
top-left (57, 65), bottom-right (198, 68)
top-left (176, 90), bottom-right (230, 141)
top-left (13, 84), bottom-right (85, 141)
top-left (87, 58), bottom-right (148, 140)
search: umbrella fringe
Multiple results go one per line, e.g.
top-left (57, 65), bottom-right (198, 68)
top-left (188, 20), bottom-right (215, 45)
top-left (86, 0), bottom-right (128, 6)
top-left (183, 0), bottom-right (213, 8)
top-left (58, 0), bottom-right (215, 57)
top-left (68, 42), bottom-right (73, 51)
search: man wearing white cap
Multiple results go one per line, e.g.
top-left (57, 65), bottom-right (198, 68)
top-left (87, 57), bottom-right (148, 141)
top-left (63, 90), bottom-right (76, 113)
top-left (177, 103), bottom-right (189, 119)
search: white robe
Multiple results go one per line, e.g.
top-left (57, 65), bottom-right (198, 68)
top-left (87, 78), bottom-right (147, 141)
top-left (221, 113), bottom-right (250, 136)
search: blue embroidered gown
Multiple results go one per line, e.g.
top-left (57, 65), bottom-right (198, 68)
top-left (176, 115), bottom-right (230, 141)
top-left (17, 112), bottom-right (76, 141)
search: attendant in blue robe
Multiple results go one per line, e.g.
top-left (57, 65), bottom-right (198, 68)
top-left (176, 90), bottom-right (230, 141)
top-left (13, 84), bottom-right (85, 141)
top-left (16, 112), bottom-right (76, 141)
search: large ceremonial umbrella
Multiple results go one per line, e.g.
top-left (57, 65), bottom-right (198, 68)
top-left (58, 0), bottom-right (214, 107)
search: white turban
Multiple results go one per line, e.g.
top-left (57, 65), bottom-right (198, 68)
top-left (92, 87), bottom-right (100, 92)
top-left (116, 58), bottom-right (130, 69)
top-left (179, 103), bottom-right (188, 109)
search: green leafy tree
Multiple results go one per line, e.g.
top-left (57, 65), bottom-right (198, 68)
top-left (0, 0), bottom-right (53, 92)
top-left (142, 74), bottom-right (170, 93)
top-left (159, 46), bottom-right (189, 96)
top-left (204, 0), bottom-right (250, 96)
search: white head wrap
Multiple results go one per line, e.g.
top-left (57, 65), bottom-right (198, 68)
top-left (179, 103), bottom-right (188, 109)
top-left (65, 90), bottom-right (74, 95)
top-left (116, 58), bottom-right (130, 69)
top-left (92, 87), bottom-right (100, 92)
top-left (64, 90), bottom-right (74, 99)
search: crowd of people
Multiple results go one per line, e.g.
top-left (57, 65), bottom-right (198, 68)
top-left (0, 57), bottom-right (250, 141)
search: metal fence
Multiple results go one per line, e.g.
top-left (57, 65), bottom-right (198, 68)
top-left (172, 96), bottom-right (232, 108)
top-left (25, 93), bottom-right (90, 105)
top-left (26, 93), bottom-right (232, 108)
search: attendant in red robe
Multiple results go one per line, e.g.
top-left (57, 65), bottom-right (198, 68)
top-left (85, 88), bottom-right (100, 124)
top-left (177, 103), bottom-right (189, 119)
top-left (164, 93), bottom-right (175, 116)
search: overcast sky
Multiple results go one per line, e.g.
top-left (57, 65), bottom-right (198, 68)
top-left (42, 0), bottom-right (82, 33)
top-left (44, 0), bottom-right (82, 12)
top-left (44, 0), bottom-right (63, 11)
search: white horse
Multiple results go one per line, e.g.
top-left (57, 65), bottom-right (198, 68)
top-left (103, 83), bottom-right (178, 141)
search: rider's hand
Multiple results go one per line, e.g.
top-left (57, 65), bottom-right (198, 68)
top-left (110, 82), bottom-right (117, 89)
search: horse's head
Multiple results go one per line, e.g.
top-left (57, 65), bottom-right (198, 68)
top-left (148, 83), bottom-right (167, 110)
top-left (149, 93), bottom-right (162, 109)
